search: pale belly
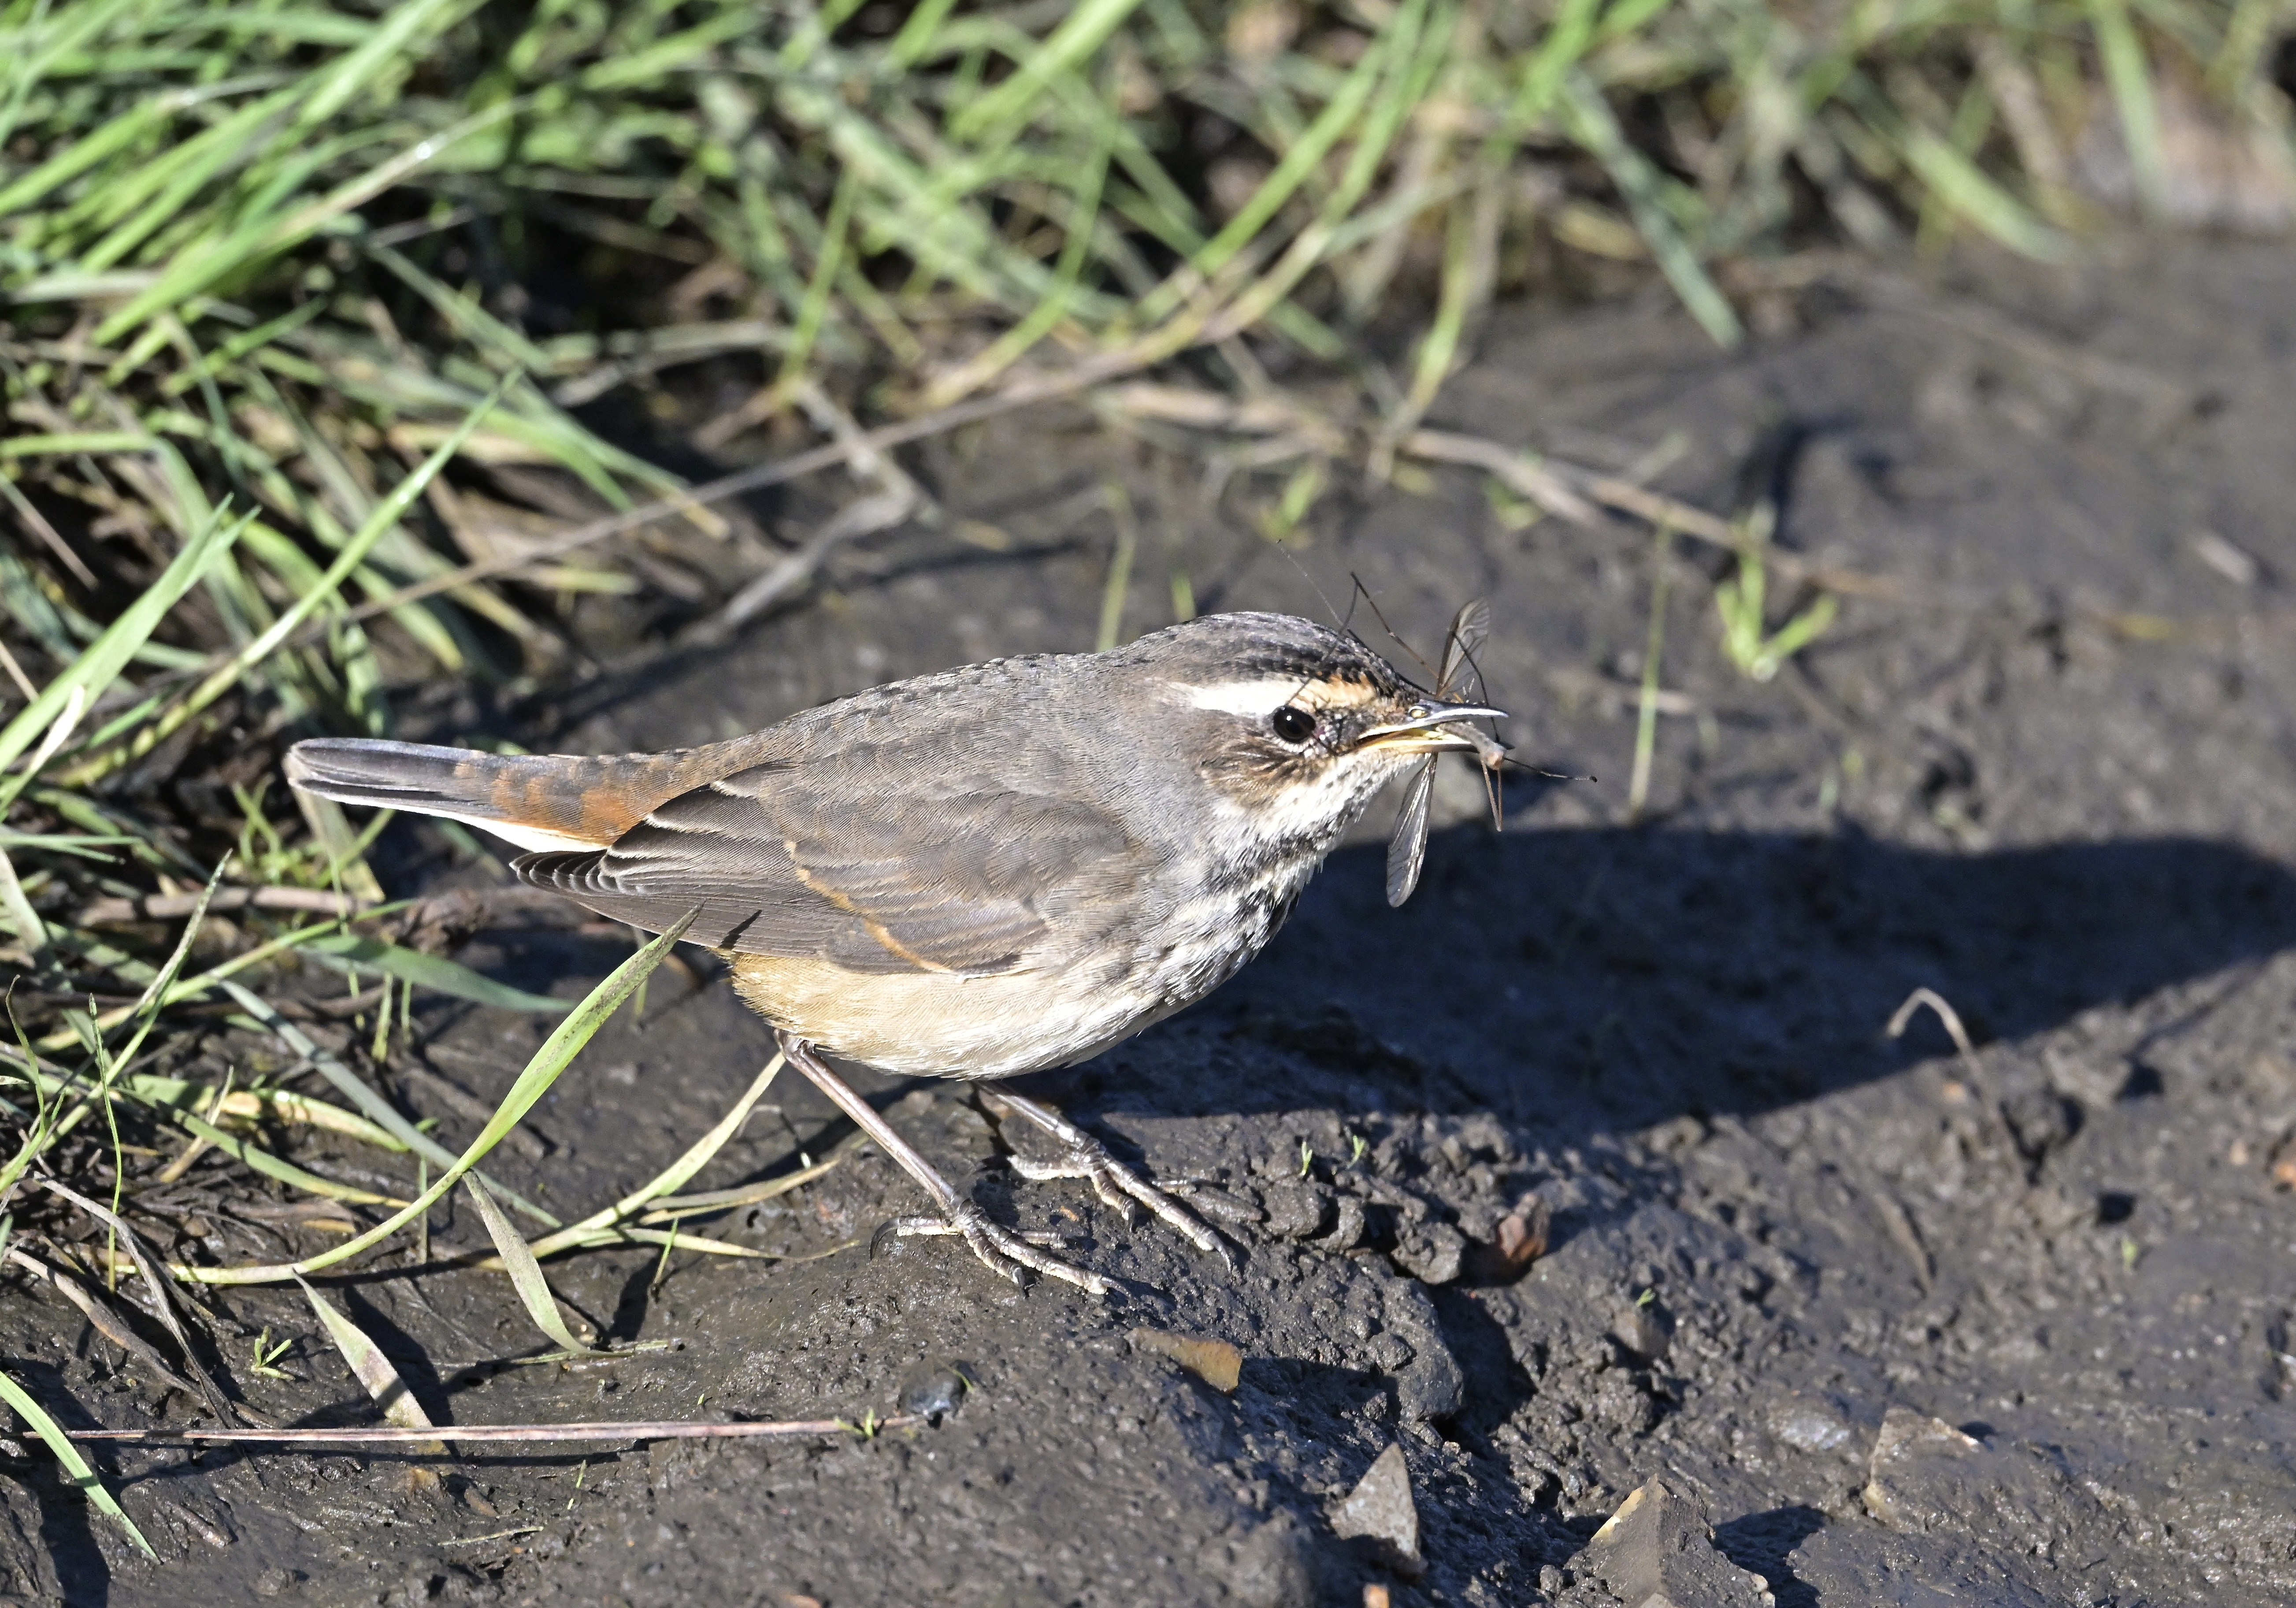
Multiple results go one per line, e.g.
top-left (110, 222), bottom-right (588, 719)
top-left (727, 854), bottom-right (1317, 1078)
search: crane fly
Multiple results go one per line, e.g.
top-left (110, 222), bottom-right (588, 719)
top-left (1384, 598), bottom-right (1506, 908)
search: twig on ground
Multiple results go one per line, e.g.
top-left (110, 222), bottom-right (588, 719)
top-left (1887, 987), bottom-right (1984, 1084)
top-left (70, 1414), bottom-right (924, 1446)
top-left (77, 886), bottom-right (375, 924)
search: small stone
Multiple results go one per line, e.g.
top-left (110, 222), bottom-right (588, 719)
top-left (1611, 1298), bottom-right (1673, 1361)
top-left (1177, 1182), bottom-right (1263, 1225)
top-left (1580, 1479), bottom-right (1771, 1607)
top-left (1382, 1283), bottom-right (1464, 1424)
top-left (1330, 1443), bottom-right (1422, 1577)
top-left (1468, 1196), bottom-right (1550, 1282)
top-left (253, 1568), bottom-right (298, 1597)
top-left (1133, 1327), bottom-right (1243, 1392)
top-left (896, 1360), bottom-right (974, 1421)
top-left (1766, 1393), bottom-right (1855, 1455)
top-left (1260, 1180), bottom-right (1327, 1239)
top-left (1999, 1088), bottom-right (2078, 1163)
top-left (1312, 1196), bottom-right (1366, 1252)
top-left (1387, 1360), bottom-right (1460, 1424)
top-left (1862, 1407), bottom-right (1987, 1531)
top-left (1392, 1222), bottom-right (1467, 1285)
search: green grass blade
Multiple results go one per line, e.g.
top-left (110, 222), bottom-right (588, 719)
top-left (884, 0), bottom-right (961, 71)
top-left (1510, 0), bottom-right (1605, 124)
top-left (0, 502), bottom-right (247, 780)
top-left (1180, 25), bottom-right (1384, 275)
top-left (293, 1277), bottom-right (437, 1430)
top-left (364, 241), bottom-right (555, 375)
top-left (0, 0), bottom-right (141, 162)
top-left (0, 1368), bottom-right (154, 1558)
top-left (73, 84), bottom-right (302, 266)
top-left (576, 7), bottom-right (759, 93)
top-left (1896, 121), bottom-right (2070, 259)
top-left (0, 845), bottom-right (47, 961)
top-left (0, 1022), bottom-right (410, 1208)
top-left (99, 855), bottom-right (230, 1077)
top-left (2089, 0), bottom-right (2168, 219)
top-left (296, 0), bottom-right (471, 127)
top-left (217, 980), bottom-right (554, 1225)
top-left (186, 911), bottom-right (696, 1285)
top-left (1131, 17), bottom-right (1394, 330)
top-left (523, 1053), bottom-right (785, 1260)
top-left (95, 96), bottom-right (526, 343)
top-left (300, 933), bottom-right (571, 1014)
top-left (464, 1176), bottom-right (601, 1356)
top-left (0, 0), bottom-right (54, 159)
top-left (951, 0), bottom-right (1147, 141)
top-left (0, 431), bottom-right (154, 459)
top-left (1198, 0), bottom-right (1450, 344)
top-left (76, 373), bottom-right (512, 781)
top-left (0, 84), bottom-right (171, 222)
top-left (168, 1110), bottom-right (406, 1206)
top-left (1562, 72), bottom-right (1741, 346)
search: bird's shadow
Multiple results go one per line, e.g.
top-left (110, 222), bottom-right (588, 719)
top-left (1079, 822), bottom-right (2296, 1144)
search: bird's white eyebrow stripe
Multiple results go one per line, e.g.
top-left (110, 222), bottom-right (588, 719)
top-left (1175, 678), bottom-right (1314, 715)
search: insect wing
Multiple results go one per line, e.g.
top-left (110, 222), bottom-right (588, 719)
top-left (1385, 757), bottom-right (1436, 907)
top-left (1440, 598), bottom-right (1491, 700)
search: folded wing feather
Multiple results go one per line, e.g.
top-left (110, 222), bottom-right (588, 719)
top-left (514, 758), bottom-right (1139, 976)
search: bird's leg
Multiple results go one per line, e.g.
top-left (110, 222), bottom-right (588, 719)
top-left (775, 1033), bottom-right (1111, 1296)
top-left (979, 1087), bottom-right (1235, 1269)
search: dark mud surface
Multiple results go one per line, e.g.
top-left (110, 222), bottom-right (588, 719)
top-left (12, 237), bottom-right (2296, 1606)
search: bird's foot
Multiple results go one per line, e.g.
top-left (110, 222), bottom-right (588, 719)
top-left (984, 1089), bottom-right (1236, 1271)
top-left (873, 1201), bottom-right (1113, 1296)
top-left (777, 1033), bottom-right (1119, 1297)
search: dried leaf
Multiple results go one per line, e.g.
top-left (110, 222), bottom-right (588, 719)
top-left (1131, 1326), bottom-right (1242, 1392)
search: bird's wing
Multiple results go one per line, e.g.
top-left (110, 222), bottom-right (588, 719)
top-left (512, 754), bottom-right (1138, 975)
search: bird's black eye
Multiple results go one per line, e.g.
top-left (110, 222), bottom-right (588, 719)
top-left (1270, 705), bottom-right (1317, 744)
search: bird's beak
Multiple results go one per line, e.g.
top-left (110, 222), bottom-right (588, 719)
top-left (1354, 697), bottom-right (1510, 755)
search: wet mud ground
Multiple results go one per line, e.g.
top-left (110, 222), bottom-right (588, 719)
top-left (11, 235), bottom-right (2296, 1605)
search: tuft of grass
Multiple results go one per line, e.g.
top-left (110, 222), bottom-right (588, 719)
top-left (0, 4), bottom-right (2272, 677)
top-left (184, 911), bottom-right (696, 1289)
top-left (1714, 509), bottom-right (1839, 684)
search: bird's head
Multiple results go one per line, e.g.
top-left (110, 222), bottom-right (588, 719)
top-left (1116, 611), bottom-right (1506, 851)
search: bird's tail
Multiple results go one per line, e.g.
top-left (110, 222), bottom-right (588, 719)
top-left (284, 737), bottom-right (749, 853)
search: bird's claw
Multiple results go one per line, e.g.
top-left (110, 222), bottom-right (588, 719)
top-left (992, 1095), bottom-right (1236, 1271)
top-left (878, 1205), bottom-right (1112, 1296)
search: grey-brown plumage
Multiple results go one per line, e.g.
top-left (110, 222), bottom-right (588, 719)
top-left (287, 611), bottom-right (1504, 1291)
